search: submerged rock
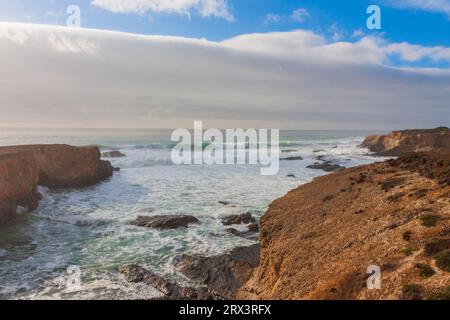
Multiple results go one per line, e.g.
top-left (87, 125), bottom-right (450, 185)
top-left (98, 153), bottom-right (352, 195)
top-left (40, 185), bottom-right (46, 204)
top-left (130, 215), bottom-right (199, 230)
top-left (281, 156), bottom-right (304, 161)
top-left (102, 151), bottom-right (126, 158)
top-left (221, 212), bottom-right (256, 226)
top-left (175, 244), bottom-right (260, 299)
top-left (307, 161), bottom-right (345, 172)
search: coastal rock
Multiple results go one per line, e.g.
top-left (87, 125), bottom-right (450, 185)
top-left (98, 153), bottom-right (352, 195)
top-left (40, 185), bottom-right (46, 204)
top-left (307, 161), bottom-right (345, 172)
top-left (0, 144), bottom-right (114, 225)
top-left (175, 244), bottom-right (260, 299)
top-left (0, 144), bottom-right (113, 188)
top-left (119, 264), bottom-right (211, 300)
top-left (130, 215), bottom-right (199, 229)
top-left (0, 151), bottom-right (40, 225)
top-left (360, 127), bottom-right (450, 156)
top-left (226, 223), bottom-right (259, 240)
top-left (281, 156), bottom-right (303, 161)
top-left (221, 212), bottom-right (256, 226)
top-left (102, 150), bottom-right (126, 158)
top-left (237, 152), bottom-right (450, 300)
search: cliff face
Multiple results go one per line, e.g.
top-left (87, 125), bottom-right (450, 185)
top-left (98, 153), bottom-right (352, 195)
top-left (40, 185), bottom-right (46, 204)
top-left (0, 145), bottom-right (113, 225)
top-left (0, 151), bottom-right (40, 225)
top-left (361, 127), bottom-right (450, 156)
top-left (237, 152), bottom-right (450, 300)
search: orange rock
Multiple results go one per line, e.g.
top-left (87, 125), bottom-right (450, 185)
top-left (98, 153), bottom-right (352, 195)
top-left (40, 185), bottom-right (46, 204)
top-left (0, 144), bottom-right (113, 225)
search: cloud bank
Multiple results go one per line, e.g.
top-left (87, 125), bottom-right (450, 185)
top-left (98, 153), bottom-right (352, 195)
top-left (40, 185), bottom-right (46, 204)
top-left (0, 23), bottom-right (449, 130)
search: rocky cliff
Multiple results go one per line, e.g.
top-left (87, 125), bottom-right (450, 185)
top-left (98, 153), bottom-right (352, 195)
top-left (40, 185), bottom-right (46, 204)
top-left (0, 145), bottom-right (113, 225)
top-left (361, 127), bottom-right (450, 156)
top-left (237, 152), bottom-right (450, 300)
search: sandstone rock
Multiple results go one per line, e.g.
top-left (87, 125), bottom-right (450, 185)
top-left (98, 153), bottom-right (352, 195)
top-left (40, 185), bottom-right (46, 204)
top-left (175, 244), bottom-right (259, 299)
top-left (130, 215), bottom-right (199, 229)
top-left (0, 151), bottom-right (40, 225)
top-left (0, 144), bottom-right (114, 226)
top-left (221, 212), bottom-right (256, 226)
top-left (102, 151), bottom-right (126, 158)
top-left (360, 127), bottom-right (450, 156)
top-left (237, 152), bottom-right (450, 300)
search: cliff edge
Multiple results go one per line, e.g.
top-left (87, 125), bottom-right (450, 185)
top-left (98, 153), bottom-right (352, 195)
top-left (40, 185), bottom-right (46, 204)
top-left (0, 145), bottom-right (113, 225)
top-left (361, 127), bottom-right (450, 156)
top-left (237, 152), bottom-right (450, 300)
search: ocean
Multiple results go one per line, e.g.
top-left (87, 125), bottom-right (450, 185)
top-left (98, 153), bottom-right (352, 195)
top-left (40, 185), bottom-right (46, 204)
top-left (0, 128), bottom-right (386, 299)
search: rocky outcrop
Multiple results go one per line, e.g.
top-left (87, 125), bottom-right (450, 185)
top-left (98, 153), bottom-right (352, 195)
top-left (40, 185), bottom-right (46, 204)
top-left (237, 152), bottom-right (449, 300)
top-left (119, 244), bottom-right (259, 300)
top-left (361, 127), bottom-right (450, 156)
top-left (221, 212), bottom-right (256, 226)
top-left (130, 215), bottom-right (199, 230)
top-left (307, 161), bottom-right (345, 172)
top-left (119, 264), bottom-right (212, 300)
top-left (0, 151), bottom-right (40, 225)
top-left (0, 144), bottom-right (113, 225)
top-left (175, 244), bottom-right (260, 299)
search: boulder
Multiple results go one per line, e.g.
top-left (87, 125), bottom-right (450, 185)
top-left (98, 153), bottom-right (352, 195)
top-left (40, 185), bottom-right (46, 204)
top-left (175, 244), bottom-right (260, 299)
top-left (221, 212), bottom-right (256, 226)
top-left (119, 264), bottom-right (211, 300)
top-left (281, 156), bottom-right (303, 161)
top-left (360, 127), bottom-right (450, 156)
top-left (130, 215), bottom-right (199, 230)
top-left (307, 161), bottom-right (345, 172)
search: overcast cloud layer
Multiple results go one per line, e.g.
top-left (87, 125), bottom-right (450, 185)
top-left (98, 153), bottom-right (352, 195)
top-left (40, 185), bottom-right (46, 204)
top-left (0, 23), bottom-right (449, 130)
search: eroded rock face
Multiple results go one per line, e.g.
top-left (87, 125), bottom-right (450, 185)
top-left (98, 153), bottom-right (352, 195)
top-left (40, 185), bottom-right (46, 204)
top-left (237, 152), bottom-right (450, 300)
top-left (361, 127), bottom-right (450, 156)
top-left (0, 144), bottom-right (114, 225)
top-left (130, 215), bottom-right (199, 229)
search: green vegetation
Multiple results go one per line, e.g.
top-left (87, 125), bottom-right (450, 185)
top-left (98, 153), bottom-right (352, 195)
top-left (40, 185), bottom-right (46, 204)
top-left (402, 247), bottom-right (416, 256)
top-left (414, 263), bottom-right (435, 278)
top-left (420, 214), bottom-right (440, 227)
top-left (435, 250), bottom-right (450, 272)
top-left (402, 283), bottom-right (423, 300)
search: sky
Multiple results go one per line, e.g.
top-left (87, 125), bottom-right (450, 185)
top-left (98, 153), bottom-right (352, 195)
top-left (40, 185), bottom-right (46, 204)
top-left (0, 0), bottom-right (449, 130)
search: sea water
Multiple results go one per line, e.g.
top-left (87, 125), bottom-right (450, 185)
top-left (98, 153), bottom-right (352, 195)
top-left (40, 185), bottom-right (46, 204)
top-left (0, 128), bottom-right (386, 299)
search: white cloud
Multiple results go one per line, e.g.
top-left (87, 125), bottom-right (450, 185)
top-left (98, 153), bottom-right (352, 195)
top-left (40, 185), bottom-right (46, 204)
top-left (0, 23), bottom-right (449, 130)
top-left (383, 0), bottom-right (450, 16)
top-left (290, 8), bottom-right (310, 23)
top-left (264, 14), bottom-right (282, 25)
top-left (91, 0), bottom-right (234, 21)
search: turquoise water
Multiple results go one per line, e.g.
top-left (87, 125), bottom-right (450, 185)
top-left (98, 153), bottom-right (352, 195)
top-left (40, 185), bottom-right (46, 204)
top-left (0, 128), bottom-right (385, 299)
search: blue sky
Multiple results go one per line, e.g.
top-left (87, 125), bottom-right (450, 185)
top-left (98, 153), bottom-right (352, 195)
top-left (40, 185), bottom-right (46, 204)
top-left (1, 0), bottom-right (449, 47)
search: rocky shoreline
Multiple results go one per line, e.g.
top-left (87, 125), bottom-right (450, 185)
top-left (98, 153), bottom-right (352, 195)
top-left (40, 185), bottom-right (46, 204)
top-left (118, 128), bottom-right (449, 300)
top-left (0, 144), bottom-right (113, 226)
